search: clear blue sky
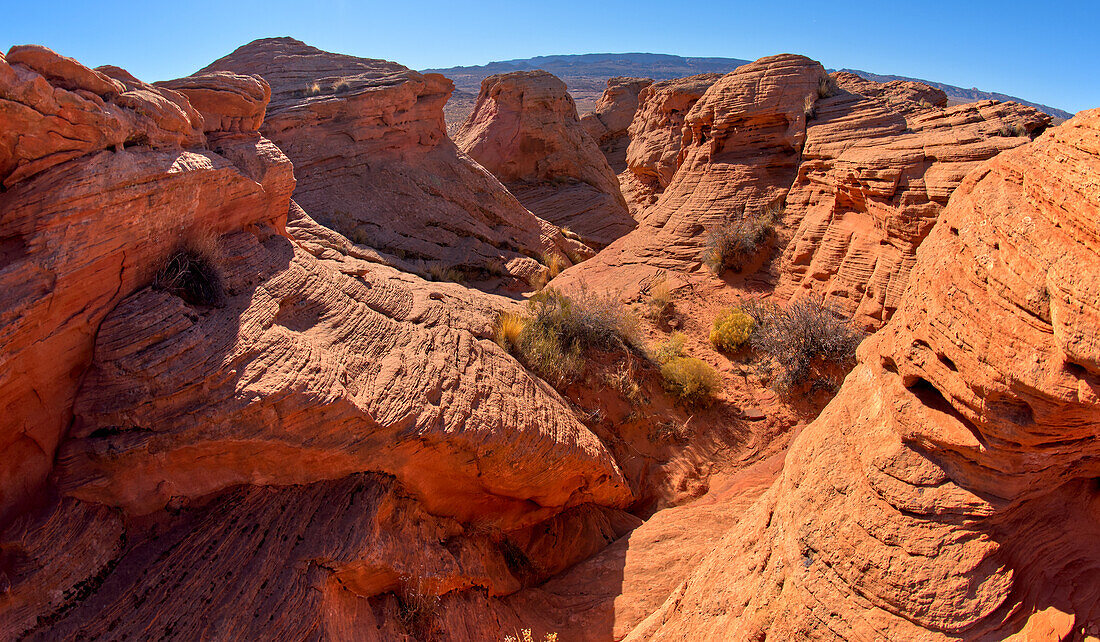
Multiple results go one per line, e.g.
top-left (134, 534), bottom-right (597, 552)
top-left (3, 0), bottom-right (1097, 113)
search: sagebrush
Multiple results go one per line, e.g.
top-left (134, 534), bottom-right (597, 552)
top-left (703, 206), bottom-right (780, 274)
top-left (743, 295), bottom-right (863, 389)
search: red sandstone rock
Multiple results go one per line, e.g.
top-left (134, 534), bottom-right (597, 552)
top-left (620, 73), bottom-right (722, 212)
top-left (554, 55), bottom-right (824, 298)
top-left (199, 38), bottom-right (586, 287)
top-left (157, 71), bottom-right (271, 134)
top-left (580, 76), bottom-right (653, 173)
top-left (628, 109), bottom-right (1100, 640)
top-left (0, 47), bottom-right (291, 523)
top-left (456, 70), bottom-right (635, 248)
top-left (0, 45), bottom-right (204, 188)
top-left (775, 72), bottom-right (1050, 329)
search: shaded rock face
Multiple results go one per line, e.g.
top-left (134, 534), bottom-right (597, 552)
top-left (775, 72), bottom-right (1051, 329)
top-left (456, 70), bottom-right (635, 248)
top-left (0, 45), bottom-right (291, 523)
top-left (580, 76), bottom-right (653, 173)
top-left (627, 110), bottom-right (1100, 640)
top-left (0, 45), bottom-right (637, 639)
top-left (620, 73), bottom-right (722, 212)
top-left (199, 38), bottom-right (586, 287)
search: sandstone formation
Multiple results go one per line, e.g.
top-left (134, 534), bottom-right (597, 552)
top-left (619, 73), bottom-right (722, 213)
top-left (580, 76), bottom-right (653, 173)
top-left (0, 44), bottom-right (285, 524)
top-left (628, 109), bottom-right (1100, 640)
top-left (456, 70), bottom-right (635, 248)
top-left (0, 45), bottom-right (637, 640)
top-left (556, 62), bottom-right (1047, 319)
top-left (775, 71), bottom-right (1050, 328)
top-left (198, 38), bottom-right (587, 288)
top-left (554, 55), bottom-right (824, 297)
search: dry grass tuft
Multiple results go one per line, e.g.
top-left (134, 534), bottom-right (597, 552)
top-left (153, 232), bottom-right (224, 306)
top-left (702, 205), bottom-right (780, 274)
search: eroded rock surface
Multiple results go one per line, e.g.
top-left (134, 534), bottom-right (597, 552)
top-left (775, 72), bottom-right (1050, 328)
top-left (456, 70), bottom-right (634, 248)
top-left (555, 55), bottom-right (824, 297)
top-left (629, 109), bottom-right (1100, 641)
top-left (0, 45), bottom-right (288, 522)
top-left (199, 38), bottom-right (586, 287)
top-left (619, 73), bottom-right (722, 213)
top-left (581, 76), bottom-right (653, 173)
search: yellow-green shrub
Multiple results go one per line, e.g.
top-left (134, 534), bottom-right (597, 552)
top-left (710, 309), bottom-right (755, 352)
top-left (660, 356), bottom-right (721, 404)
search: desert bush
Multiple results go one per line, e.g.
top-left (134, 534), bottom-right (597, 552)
top-left (652, 332), bottom-right (687, 364)
top-left (154, 237), bottom-right (224, 306)
top-left (710, 308), bottom-right (755, 352)
top-left (494, 312), bottom-right (527, 351)
top-left (605, 360), bottom-right (643, 404)
top-left (540, 252), bottom-right (566, 279)
top-left (702, 209), bottom-right (778, 274)
top-left (396, 575), bottom-right (440, 638)
top-left (500, 288), bottom-right (638, 385)
top-left (817, 75), bottom-right (839, 98)
top-left (651, 332), bottom-right (720, 404)
top-left (994, 123), bottom-right (1028, 137)
top-left (660, 356), bottom-right (721, 404)
top-left (746, 295), bottom-right (864, 389)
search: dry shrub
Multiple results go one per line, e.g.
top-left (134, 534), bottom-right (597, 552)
top-left (643, 276), bottom-right (673, 320)
top-left (540, 252), bottom-right (566, 279)
top-left (702, 207), bottom-right (779, 274)
top-left (710, 308), bottom-right (755, 352)
top-left (494, 312), bottom-right (527, 351)
top-left (653, 332), bottom-right (720, 404)
top-left (504, 629), bottom-right (558, 642)
top-left (500, 288), bottom-right (638, 386)
top-left (745, 295), bottom-right (864, 389)
top-left (153, 234), bottom-right (224, 306)
top-left (605, 360), bottom-right (643, 404)
top-left (660, 357), bottom-right (721, 404)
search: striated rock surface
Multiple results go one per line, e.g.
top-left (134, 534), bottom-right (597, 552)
top-left (581, 76), bottom-right (653, 173)
top-left (199, 38), bottom-right (585, 287)
top-left (775, 72), bottom-right (1050, 328)
top-left (554, 56), bottom-right (824, 297)
top-left (620, 73), bottom-right (722, 213)
top-left (0, 45), bottom-right (289, 523)
top-left (456, 70), bottom-right (634, 248)
top-left (0, 44), bottom-right (639, 640)
top-left (629, 110), bottom-right (1100, 640)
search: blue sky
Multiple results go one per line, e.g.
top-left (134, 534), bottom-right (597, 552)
top-left (3, 0), bottom-right (1097, 113)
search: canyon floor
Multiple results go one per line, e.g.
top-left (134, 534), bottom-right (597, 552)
top-left (0, 37), bottom-right (1097, 641)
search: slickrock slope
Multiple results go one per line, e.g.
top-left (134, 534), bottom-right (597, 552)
top-left (554, 55), bottom-right (825, 297)
top-left (775, 71), bottom-right (1050, 328)
top-left (198, 37), bottom-right (586, 288)
top-left (619, 73), bottom-right (722, 213)
top-left (629, 110), bottom-right (1100, 641)
top-left (456, 70), bottom-right (635, 248)
top-left (0, 45), bottom-right (637, 640)
top-left (580, 76), bottom-right (653, 173)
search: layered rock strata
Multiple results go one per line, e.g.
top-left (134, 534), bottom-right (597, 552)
top-left (456, 70), bottom-right (634, 248)
top-left (580, 76), bottom-right (653, 173)
top-left (199, 38), bottom-right (586, 287)
top-left (628, 109), bottom-right (1100, 641)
